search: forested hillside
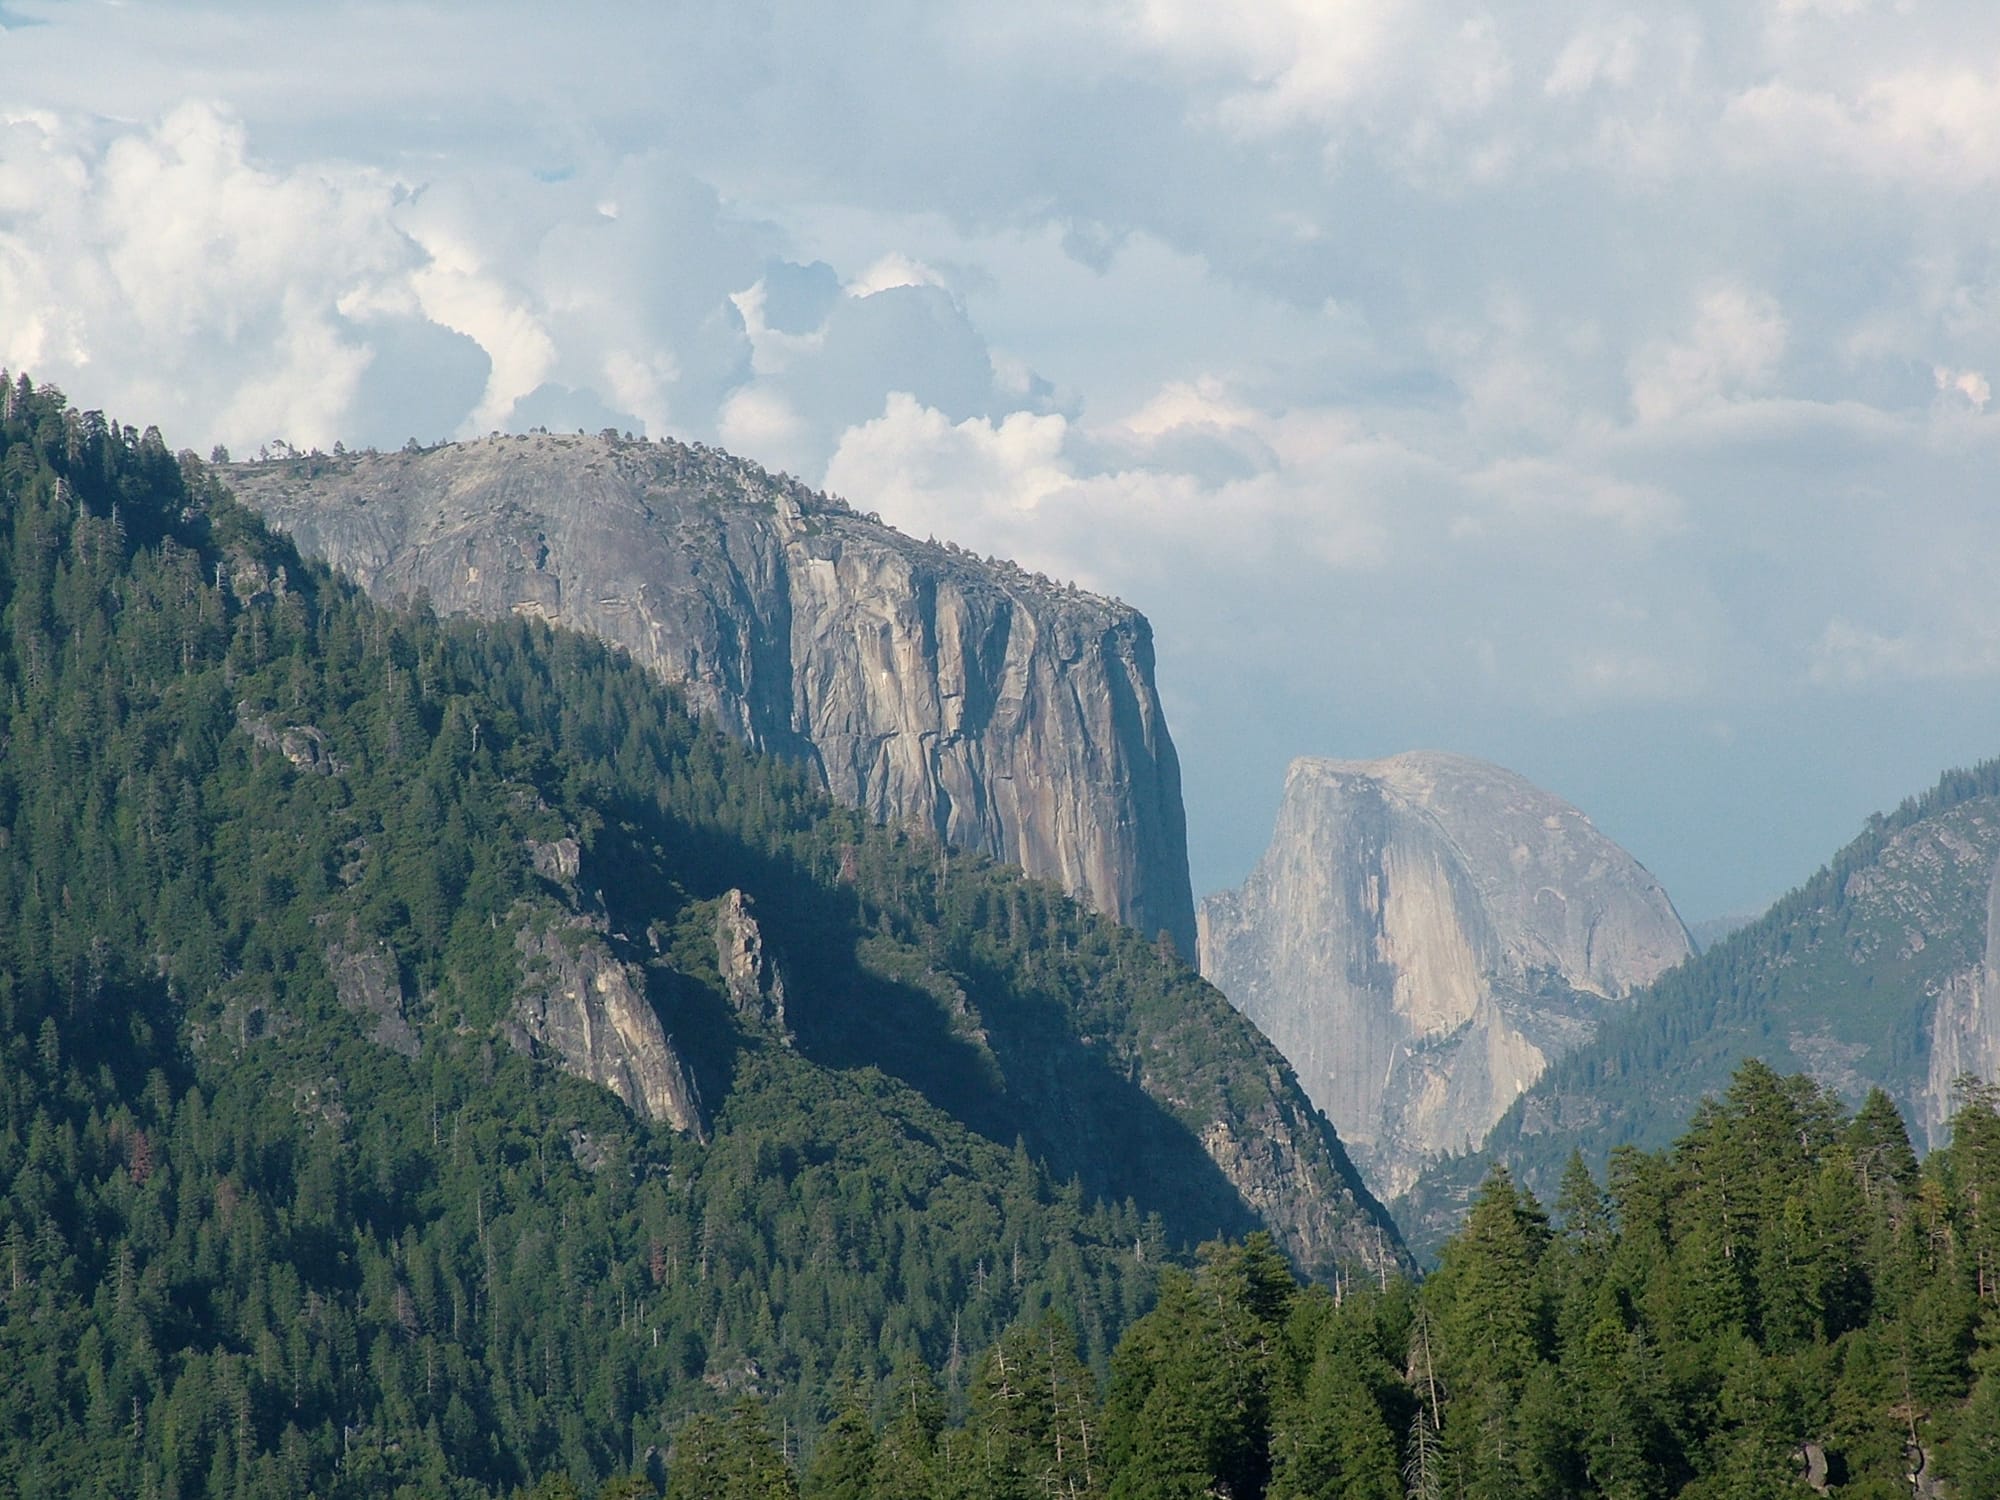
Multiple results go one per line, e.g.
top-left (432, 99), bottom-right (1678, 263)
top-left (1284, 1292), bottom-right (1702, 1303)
top-left (619, 1064), bottom-right (2000, 1498)
top-left (1399, 761), bottom-right (2000, 1254)
top-left (0, 374), bottom-right (1392, 1499)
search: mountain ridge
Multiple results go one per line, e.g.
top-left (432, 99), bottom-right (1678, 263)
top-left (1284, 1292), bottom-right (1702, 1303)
top-left (1200, 750), bottom-right (1692, 1199)
top-left (1395, 754), bottom-right (2000, 1254)
top-left (219, 432), bottom-right (1199, 956)
top-left (0, 371), bottom-right (1401, 1493)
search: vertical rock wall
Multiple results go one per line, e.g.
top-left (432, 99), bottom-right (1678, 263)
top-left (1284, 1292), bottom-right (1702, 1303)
top-left (222, 436), bottom-right (1196, 954)
top-left (1200, 751), bottom-right (1692, 1197)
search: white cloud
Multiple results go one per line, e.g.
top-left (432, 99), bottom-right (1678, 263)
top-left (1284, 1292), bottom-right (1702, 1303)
top-left (844, 252), bottom-right (948, 298)
top-left (15, 1), bottom-right (2000, 918)
top-left (825, 386), bottom-right (1416, 601)
top-left (1726, 60), bottom-right (2000, 186)
top-left (1629, 286), bottom-right (1789, 424)
top-left (401, 223), bottom-right (557, 434)
top-left (1568, 646), bottom-right (1706, 702)
top-left (1116, 0), bottom-right (1411, 136)
top-left (1545, 20), bottom-right (1647, 97)
top-left (717, 385), bottom-right (813, 474)
top-left (1934, 364), bottom-right (1992, 410)
top-left (1469, 457), bottom-right (1684, 536)
top-left (0, 102), bottom-right (417, 448)
top-left (1809, 617), bottom-right (2000, 684)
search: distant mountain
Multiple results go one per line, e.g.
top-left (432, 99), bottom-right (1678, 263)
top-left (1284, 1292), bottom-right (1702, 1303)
top-left (221, 434), bottom-right (1198, 956)
top-left (1200, 752), bottom-right (1692, 1198)
top-left (1688, 906), bottom-right (1766, 952)
top-left (0, 376), bottom-right (1396, 1495)
top-left (1397, 758), bottom-right (2000, 1255)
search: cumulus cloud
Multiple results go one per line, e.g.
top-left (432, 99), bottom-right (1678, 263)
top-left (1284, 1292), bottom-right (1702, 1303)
top-left (0, 102), bottom-right (421, 448)
top-left (13, 0), bottom-right (2000, 918)
top-left (1809, 618), bottom-right (2000, 685)
top-left (1629, 286), bottom-right (1789, 424)
top-left (1116, 0), bottom-right (1413, 137)
top-left (1544, 20), bottom-right (1647, 98)
top-left (1726, 61), bottom-right (2000, 187)
top-left (0, 104), bottom-right (791, 452)
top-left (825, 384), bottom-right (1407, 596)
top-left (1468, 457), bottom-right (1684, 537)
top-left (1934, 364), bottom-right (1992, 410)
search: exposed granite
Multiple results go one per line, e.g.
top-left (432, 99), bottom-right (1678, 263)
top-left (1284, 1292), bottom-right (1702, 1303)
top-left (1200, 751), bottom-right (1691, 1197)
top-left (512, 918), bottom-right (706, 1139)
top-left (715, 889), bottom-right (789, 1041)
top-left (324, 924), bottom-right (421, 1059)
top-left (1924, 848), bottom-right (2000, 1144)
top-left (222, 435), bottom-right (1196, 954)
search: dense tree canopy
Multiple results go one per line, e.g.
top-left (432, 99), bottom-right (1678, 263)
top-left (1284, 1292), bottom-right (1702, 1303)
top-left (5, 372), bottom-right (1998, 1497)
top-left (0, 374), bottom-right (1386, 1497)
top-left (765, 1066), bottom-right (2000, 1500)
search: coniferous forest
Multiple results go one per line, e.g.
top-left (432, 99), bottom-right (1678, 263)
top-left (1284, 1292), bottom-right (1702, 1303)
top-left (3, 371), bottom-right (2000, 1500)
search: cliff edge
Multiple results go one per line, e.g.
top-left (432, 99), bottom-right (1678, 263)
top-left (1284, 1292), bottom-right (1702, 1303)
top-left (222, 433), bottom-right (1197, 954)
top-left (1199, 751), bottom-right (1691, 1197)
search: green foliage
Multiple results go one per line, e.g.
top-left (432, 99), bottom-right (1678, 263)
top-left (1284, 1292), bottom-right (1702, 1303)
top-left (787, 1055), bottom-right (1996, 1498)
top-left (663, 1399), bottom-right (796, 1500)
top-left (1101, 1234), bottom-right (1296, 1500)
top-left (0, 376), bottom-right (1383, 1497)
top-left (1401, 753), bottom-right (2000, 1255)
top-left (1099, 1060), bottom-right (2000, 1500)
top-left (14, 376), bottom-right (1999, 1496)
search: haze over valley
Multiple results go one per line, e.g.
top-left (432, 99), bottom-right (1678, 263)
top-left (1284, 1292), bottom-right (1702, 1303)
top-left (8, 2), bottom-right (2000, 1495)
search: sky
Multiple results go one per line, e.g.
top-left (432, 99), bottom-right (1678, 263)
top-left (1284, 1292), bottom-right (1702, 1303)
top-left (7, 1), bottom-right (2000, 925)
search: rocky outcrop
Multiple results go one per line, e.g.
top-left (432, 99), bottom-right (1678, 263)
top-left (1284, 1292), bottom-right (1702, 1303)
top-left (528, 835), bottom-right (582, 887)
top-left (512, 918), bottom-right (705, 1138)
top-left (236, 703), bottom-right (346, 777)
top-left (1394, 765), bottom-right (2000, 1257)
top-left (324, 925), bottom-right (420, 1058)
top-left (1192, 1064), bottom-right (1403, 1282)
top-left (1923, 849), bottom-right (2000, 1145)
top-left (715, 890), bottom-right (789, 1040)
top-left (221, 435), bottom-right (1196, 953)
top-left (1199, 751), bottom-right (1691, 1198)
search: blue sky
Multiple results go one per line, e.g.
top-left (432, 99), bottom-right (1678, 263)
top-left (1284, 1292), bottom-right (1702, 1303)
top-left (7, 0), bottom-right (2000, 922)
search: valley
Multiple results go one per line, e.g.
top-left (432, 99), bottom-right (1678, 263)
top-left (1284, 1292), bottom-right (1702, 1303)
top-left (4, 372), bottom-right (2000, 1496)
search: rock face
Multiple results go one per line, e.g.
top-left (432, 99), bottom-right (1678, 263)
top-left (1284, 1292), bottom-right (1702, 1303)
top-left (236, 703), bottom-right (346, 777)
top-left (222, 436), bottom-right (1196, 954)
top-left (1199, 751), bottom-right (1692, 1197)
top-left (324, 926), bottom-right (420, 1060)
top-left (512, 919), bottom-right (706, 1139)
top-left (1924, 849), bottom-right (2000, 1144)
top-left (715, 890), bottom-right (789, 1040)
top-left (1395, 764), bottom-right (2000, 1257)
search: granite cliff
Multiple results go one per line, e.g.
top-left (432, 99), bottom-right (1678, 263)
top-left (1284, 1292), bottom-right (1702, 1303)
top-left (511, 916), bottom-right (707, 1139)
top-left (1199, 751), bottom-right (1692, 1197)
top-left (1396, 759), bottom-right (2000, 1257)
top-left (221, 434), bottom-right (1196, 954)
top-left (1927, 849), bottom-right (2000, 1143)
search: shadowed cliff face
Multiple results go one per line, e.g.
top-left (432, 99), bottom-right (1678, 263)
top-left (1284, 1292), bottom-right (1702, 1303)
top-left (221, 434), bottom-right (1197, 955)
top-left (1199, 751), bottom-right (1692, 1198)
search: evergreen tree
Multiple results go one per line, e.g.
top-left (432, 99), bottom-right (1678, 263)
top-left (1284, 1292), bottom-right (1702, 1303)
top-left (869, 1355), bottom-right (945, 1500)
top-left (963, 1315), bottom-right (1101, 1500)
top-left (799, 1390), bottom-right (874, 1500)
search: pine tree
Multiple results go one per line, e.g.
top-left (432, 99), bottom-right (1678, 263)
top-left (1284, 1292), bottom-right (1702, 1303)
top-left (966, 1315), bottom-right (1101, 1500)
top-left (799, 1390), bottom-right (875, 1500)
top-left (1266, 1295), bottom-right (1400, 1500)
top-left (870, 1354), bottom-right (945, 1500)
